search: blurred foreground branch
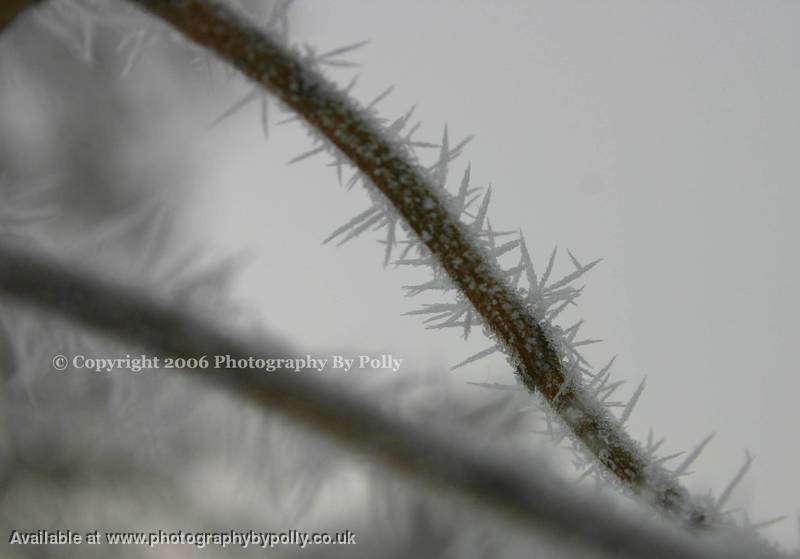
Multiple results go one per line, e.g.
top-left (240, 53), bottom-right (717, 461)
top-left (0, 242), bottom-right (763, 559)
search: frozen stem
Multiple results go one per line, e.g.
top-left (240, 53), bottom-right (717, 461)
top-left (125, 0), bottom-right (713, 526)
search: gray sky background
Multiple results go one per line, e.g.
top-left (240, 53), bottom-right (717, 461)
top-left (174, 1), bottom-right (800, 546)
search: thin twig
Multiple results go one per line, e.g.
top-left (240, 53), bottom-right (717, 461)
top-left (0, 242), bottom-right (753, 559)
top-left (126, 0), bottom-right (706, 524)
top-left (0, 0), bottom-right (39, 34)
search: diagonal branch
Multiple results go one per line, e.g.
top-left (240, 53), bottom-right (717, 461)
top-left (0, 0), bottom-right (39, 34)
top-left (126, 0), bottom-right (708, 525)
top-left (0, 241), bottom-right (748, 559)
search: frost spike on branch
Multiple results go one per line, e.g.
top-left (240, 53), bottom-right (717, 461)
top-left (209, 88), bottom-right (260, 127)
top-left (317, 39), bottom-right (370, 63)
top-left (467, 381), bottom-right (521, 392)
top-left (322, 206), bottom-right (381, 244)
top-left (382, 215), bottom-right (398, 267)
top-left (129, 0), bottom-right (710, 526)
top-left (452, 345), bottom-right (500, 371)
top-left (431, 125), bottom-right (449, 189)
top-left (651, 452), bottom-right (685, 468)
top-left (366, 85), bottom-right (394, 110)
top-left (567, 249), bottom-right (582, 269)
top-left (490, 238), bottom-right (521, 259)
top-left (539, 246), bottom-right (558, 290)
top-left (545, 257), bottom-right (602, 293)
top-left (518, 233), bottom-right (540, 293)
top-left (750, 516), bottom-right (787, 531)
top-left (471, 187), bottom-right (492, 233)
top-left (620, 377), bottom-right (646, 425)
top-left (453, 165), bottom-right (471, 212)
top-left (288, 144), bottom-right (326, 165)
top-left (674, 432), bottom-right (716, 478)
top-left (716, 452), bottom-right (754, 512)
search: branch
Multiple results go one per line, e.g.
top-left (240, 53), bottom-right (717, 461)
top-left (126, 0), bottom-right (707, 524)
top-left (0, 242), bottom-right (754, 559)
top-left (0, 0), bottom-right (39, 34)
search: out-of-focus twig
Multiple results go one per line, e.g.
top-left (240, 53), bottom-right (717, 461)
top-left (0, 241), bottom-right (758, 559)
top-left (0, 0), bottom-right (39, 34)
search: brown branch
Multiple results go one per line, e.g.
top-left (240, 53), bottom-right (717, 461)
top-left (0, 241), bottom-right (746, 559)
top-left (0, 0), bottom-right (39, 34)
top-left (125, 0), bottom-right (710, 526)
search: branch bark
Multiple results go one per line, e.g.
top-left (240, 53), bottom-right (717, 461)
top-left (0, 241), bottom-right (745, 559)
top-left (0, 0), bottom-right (39, 35)
top-left (126, 0), bottom-right (707, 525)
